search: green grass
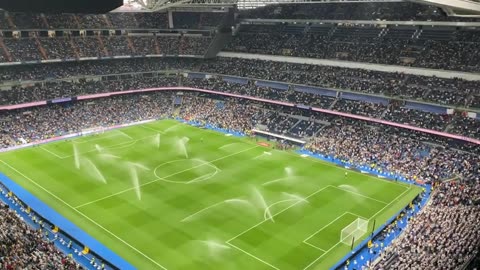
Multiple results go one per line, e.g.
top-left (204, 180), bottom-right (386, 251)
top-left (0, 119), bottom-right (422, 270)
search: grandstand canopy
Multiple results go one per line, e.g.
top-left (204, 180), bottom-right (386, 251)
top-left (0, 0), bottom-right (123, 13)
top-left (127, 0), bottom-right (480, 14)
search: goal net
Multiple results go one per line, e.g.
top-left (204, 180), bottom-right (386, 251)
top-left (340, 218), bottom-right (368, 245)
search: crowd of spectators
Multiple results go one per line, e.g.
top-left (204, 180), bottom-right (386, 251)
top-left (376, 180), bottom-right (479, 269)
top-left (4, 15), bottom-right (479, 73)
top-left (0, 11), bottom-right (223, 30)
top-left (306, 118), bottom-right (480, 182)
top-left (1, 68), bottom-right (479, 140)
top-left (198, 58), bottom-right (480, 108)
top-left (172, 12), bottom-right (226, 29)
top-left (41, 37), bottom-right (78, 60)
top-left (2, 89), bottom-right (478, 182)
top-left (0, 91), bottom-right (478, 269)
top-left (179, 95), bottom-right (258, 133)
top-left (0, 37), bottom-right (478, 107)
top-left (0, 92), bottom-right (176, 148)
top-left (383, 103), bottom-right (450, 131)
top-left (0, 35), bottom-right (212, 60)
top-left (0, 76), bottom-right (178, 105)
top-left (3, 37), bottom-right (43, 62)
top-left (225, 25), bottom-right (480, 72)
top-left (0, 58), bottom-right (197, 81)
top-left (1, 90), bottom-right (478, 183)
top-left (331, 99), bottom-right (385, 118)
top-left (0, 7), bottom-right (478, 270)
top-left (0, 47), bottom-right (478, 141)
top-left (0, 200), bottom-right (80, 269)
top-left (239, 1), bottom-right (480, 22)
top-left (449, 114), bottom-right (480, 140)
top-left (182, 77), bottom-right (480, 140)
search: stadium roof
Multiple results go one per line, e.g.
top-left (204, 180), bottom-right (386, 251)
top-left (0, 0), bottom-right (123, 13)
top-left (126, 0), bottom-right (480, 14)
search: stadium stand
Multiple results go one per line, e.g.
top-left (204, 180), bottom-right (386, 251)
top-left (0, 57), bottom-right (479, 142)
top-left (0, 91), bottom-right (477, 179)
top-left (0, 196), bottom-right (80, 269)
top-left (0, 5), bottom-right (479, 270)
top-left (225, 24), bottom-right (480, 72)
top-left (238, 1), bottom-right (480, 22)
top-left (1, 89), bottom-right (479, 270)
top-left (0, 35), bottom-right (213, 60)
top-left (2, 57), bottom-right (480, 108)
top-left (0, 11), bottom-right (230, 30)
top-left (376, 180), bottom-right (479, 269)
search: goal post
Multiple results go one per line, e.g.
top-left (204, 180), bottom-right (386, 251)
top-left (340, 218), bottom-right (368, 245)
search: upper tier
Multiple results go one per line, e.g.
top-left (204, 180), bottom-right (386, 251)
top-left (226, 24), bottom-right (480, 72)
top-left (0, 11), bottom-right (228, 30)
top-left (238, 1), bottom-right (480, 22)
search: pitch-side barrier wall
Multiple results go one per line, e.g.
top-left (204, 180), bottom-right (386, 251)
top-left (0, 87), bottom-right (478, 145)
top-left (0, 173), bottom-right (135, 270)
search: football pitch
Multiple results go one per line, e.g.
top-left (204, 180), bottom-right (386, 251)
top-left (0, 119), bottom-right (422, 270)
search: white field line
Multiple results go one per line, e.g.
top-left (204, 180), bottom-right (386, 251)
top-left (180, 201), bottom-right (226, 222)
top-left (368, 185), bottom-right (412, 222)
top-left (0, 160), bottom-right (168, 270)
top-left (345, 211), bottom-right (369, 220)
top-left (303, 241), bottom-right (326, 252)
top-left (328, 185), bottom-right (389, 205)
top-left (60, 134), bottom-right (160, 159)
top-left (153, 159), bottom-right (222, 184)
top-left (303, 186), bottom-right (413, 270)
top-left (74, 133), bottom-right (122, 144)
top-left (263, 198), bottom-right (303, 220)
top-left (187, 160), bottom-right (221, 184)
top-left (227, 186), bottom-right (330, 243)
top-left (186, 169), bottom-right (220, 184)
top-left (74, 146), bottom-right (259, 209)
top-left (39, 146), bottom-right (68, 159)
top-left (226, 242), bottom-right (280, 270)
top-left (285, 151), bottom-right (411, 190)
top-left (303, 212), bottom-right (351, 243)
top-left (225, 186), bottom-right (331, 269)
top-left (303, 241), bottom-right (342, 270)
top-left (302, 211), bottom-right (368, 250)
top-left (139, 125), bottom-right (165, 134)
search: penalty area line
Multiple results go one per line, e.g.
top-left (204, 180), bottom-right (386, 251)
top-left (226, 242), bottom-right (280, 270)
top-left (139, 125), bottom-right (165, 134)
top-left (328, 185), bottom-right (389, 205)
top-left (225, 186), bottom-right (330, 270)
top-left (303, 241), bottom-right (327, 252)
top-left (303, 187), bottom-right (413, 270)
top-left (0, 160), bottom-right (168, 270)
top-left (303, 212), bottom-right (351, 243)
top-left (39, 146), bottom-right (69, 159)
top-left (227, 185), bottom-right (330, 243)
top-left (303, 241), bottom-right (342, 270)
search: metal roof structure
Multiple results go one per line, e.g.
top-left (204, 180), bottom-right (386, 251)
top-left (126, 0), bottom-right (480, 14)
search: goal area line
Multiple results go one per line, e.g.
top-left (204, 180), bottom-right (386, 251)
top-left (225, 184), bottom-right (374, 270)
